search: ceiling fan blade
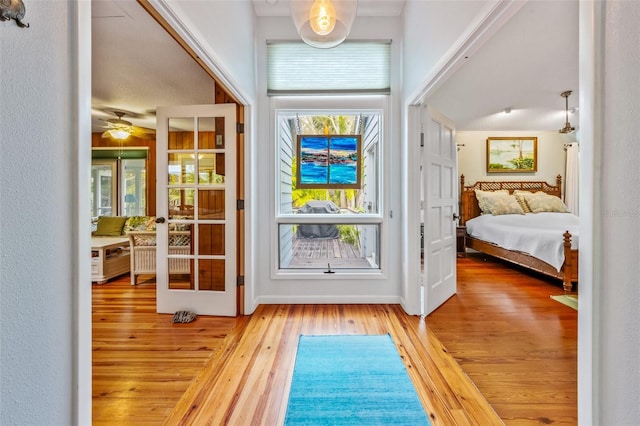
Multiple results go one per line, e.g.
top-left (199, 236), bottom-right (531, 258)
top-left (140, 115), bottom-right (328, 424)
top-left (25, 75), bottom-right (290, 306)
top-left (129, 126), bottom-right (156, 137)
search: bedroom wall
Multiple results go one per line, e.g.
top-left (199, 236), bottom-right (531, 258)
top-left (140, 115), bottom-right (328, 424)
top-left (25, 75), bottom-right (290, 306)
top-left (456, 130), bottom-right (569, 188)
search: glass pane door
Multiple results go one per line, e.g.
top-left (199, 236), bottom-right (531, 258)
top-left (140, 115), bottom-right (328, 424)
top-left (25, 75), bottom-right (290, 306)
top-left (156, 104), bottom-right (236, 316)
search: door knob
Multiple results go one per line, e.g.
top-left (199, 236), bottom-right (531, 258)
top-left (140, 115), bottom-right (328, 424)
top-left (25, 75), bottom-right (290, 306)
top-left (452, 213), bottom-right (460, 221)
top-left (155, 217), bottom-right (166, 224)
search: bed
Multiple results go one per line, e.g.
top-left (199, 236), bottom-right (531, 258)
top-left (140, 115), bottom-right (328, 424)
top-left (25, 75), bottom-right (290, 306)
top-left (459, 175), bottom-right (578, 293)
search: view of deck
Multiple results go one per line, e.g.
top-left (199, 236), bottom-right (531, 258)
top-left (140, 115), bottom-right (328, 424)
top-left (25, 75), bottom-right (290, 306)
top-left (288, 237), bottom-right (373, 269)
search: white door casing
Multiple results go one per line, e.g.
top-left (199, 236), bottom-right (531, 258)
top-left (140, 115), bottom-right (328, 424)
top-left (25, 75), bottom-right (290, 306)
top-left (423, 106), bottom-right (457, 315)
top-left (156, 103), bottom-right (237, 316)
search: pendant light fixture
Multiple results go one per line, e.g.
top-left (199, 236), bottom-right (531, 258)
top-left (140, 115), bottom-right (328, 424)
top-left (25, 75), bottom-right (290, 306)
top-left (107, 129), bottom-right (131, 140)
top-left (559, 90), bottom-right (576, 134)
top-left (290, 0), bottom-right (357, 49)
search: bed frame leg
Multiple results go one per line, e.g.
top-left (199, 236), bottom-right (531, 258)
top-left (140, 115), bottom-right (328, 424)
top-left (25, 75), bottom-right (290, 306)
top-left (562, 231), bottom-right (573, 293)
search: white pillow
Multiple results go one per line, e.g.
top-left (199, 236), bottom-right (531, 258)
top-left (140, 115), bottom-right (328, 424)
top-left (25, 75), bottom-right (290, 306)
top-left (474, 189), bottom-right (524, 215)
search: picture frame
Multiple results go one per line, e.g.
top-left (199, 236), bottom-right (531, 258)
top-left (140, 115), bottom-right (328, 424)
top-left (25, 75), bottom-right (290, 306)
top-left (296, 135), bottom-right (362, 189)
top-left (486, 136), bottom-right (538, 173)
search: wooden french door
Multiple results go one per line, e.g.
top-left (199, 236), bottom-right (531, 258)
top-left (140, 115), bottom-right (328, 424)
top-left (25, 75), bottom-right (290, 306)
top-left (155, 104), bottom-right (236, 316)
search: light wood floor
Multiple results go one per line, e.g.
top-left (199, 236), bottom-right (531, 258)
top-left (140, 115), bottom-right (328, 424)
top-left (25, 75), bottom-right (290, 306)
top-left (93, 254), bottom-right (577, 425)
top-left (92, 275), bottom-right (241, 425)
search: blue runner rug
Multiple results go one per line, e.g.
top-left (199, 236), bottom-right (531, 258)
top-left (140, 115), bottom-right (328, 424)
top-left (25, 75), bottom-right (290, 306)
top-left (284, 334), bottom-right (431, 425)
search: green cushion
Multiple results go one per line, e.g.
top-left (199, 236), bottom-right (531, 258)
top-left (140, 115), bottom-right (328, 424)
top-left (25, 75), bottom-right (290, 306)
top-left (94, 216), bottom-right (128, 236)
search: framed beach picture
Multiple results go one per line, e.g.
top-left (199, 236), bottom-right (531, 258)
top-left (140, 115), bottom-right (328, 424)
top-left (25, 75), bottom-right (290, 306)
top-left (296, 135), bottom-right (362, 189)
top-left (486, 136), bottom-right (538, 173)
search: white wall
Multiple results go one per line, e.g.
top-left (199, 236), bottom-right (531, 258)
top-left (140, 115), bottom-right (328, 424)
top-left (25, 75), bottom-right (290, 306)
top-left (159, 0), bottom-right (257, 104)
top-left (0, 1), bottom-right (88, 424)
top-left (595, 2), bottom-right (640, 423)
top-left (457, 131), bottom-right (568, 188)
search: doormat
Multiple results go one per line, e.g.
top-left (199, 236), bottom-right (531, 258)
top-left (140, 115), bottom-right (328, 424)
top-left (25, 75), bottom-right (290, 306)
top-left (550, 294), bottom-right (578, 310)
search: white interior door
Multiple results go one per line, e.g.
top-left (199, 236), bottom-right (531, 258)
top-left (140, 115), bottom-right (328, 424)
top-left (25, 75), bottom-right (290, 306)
top-left (156, 104), bottom-right (236, 316)
top-left (422, 106), bottom-right (457, 315)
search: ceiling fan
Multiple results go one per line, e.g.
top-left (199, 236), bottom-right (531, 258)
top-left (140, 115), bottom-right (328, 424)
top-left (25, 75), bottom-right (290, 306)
top-left (101, 111), bottom-right (155, 140)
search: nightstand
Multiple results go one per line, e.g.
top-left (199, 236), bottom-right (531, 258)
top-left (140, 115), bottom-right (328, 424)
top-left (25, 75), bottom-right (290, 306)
top-left (456, 226), bottom-right (466, 257)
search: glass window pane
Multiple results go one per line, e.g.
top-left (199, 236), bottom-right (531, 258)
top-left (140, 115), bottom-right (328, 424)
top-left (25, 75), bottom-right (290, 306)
top-left (278, 223), bottom-right (379, 270)
top-left (277, 112), bottom-right (381, 216)
top-left (168, 117), bottom-right (194, 150)
top-left (168, 153), bottom-right (195, 184)
top-left (169, 188), bottom-right (195, 219)
top-left (168, 265), bottom-right (193, 290)
top-left (199, 190), bottom-right (225, 219)
top-left (198, 224), bottom-right (225, 255)
top-left (91, 163), bottom-right (114, 217)
top-left (122, 159), bottom-right (146, 216)
top-left (198, 117), bottom-right (223, 149)
top-left (167, 230), bottom-right (192, 290)
top-left (198, 153), bottom-right (225, 184)
top-left (198, 259), bottom-right (225, 291)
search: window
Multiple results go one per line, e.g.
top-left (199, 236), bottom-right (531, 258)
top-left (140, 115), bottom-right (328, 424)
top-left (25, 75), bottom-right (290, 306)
top-left (91, 149), bottom-right (148, 217)
top-left (276, 110), bottom-right (382, 271)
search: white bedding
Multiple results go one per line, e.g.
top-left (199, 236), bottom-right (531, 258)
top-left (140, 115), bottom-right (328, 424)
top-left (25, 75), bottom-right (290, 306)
top-left (465, 212), bottom-right (579, 271)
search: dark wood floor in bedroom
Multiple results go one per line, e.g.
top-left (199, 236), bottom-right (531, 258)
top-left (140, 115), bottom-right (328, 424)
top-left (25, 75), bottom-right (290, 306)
top-left (427, 252), bottom-right (578, 425)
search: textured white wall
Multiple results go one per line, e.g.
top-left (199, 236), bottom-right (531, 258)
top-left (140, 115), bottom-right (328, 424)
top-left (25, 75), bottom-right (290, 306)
top-left (598, 2), bottom-right (640, 424)
top-left (457, 131), bottom-right (568, 188)
top-left (0, 2), bottom-right (77, 424)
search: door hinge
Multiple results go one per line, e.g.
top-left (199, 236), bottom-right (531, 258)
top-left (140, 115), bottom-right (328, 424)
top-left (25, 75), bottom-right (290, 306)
top-left (236, 123), bottom-right (245, 134)
top-left (237, 276), bottom-right (245, 286)
top-left (236, 199), bottom-right (245, 210)
top-left (420, 132), bottom-right (424, 147)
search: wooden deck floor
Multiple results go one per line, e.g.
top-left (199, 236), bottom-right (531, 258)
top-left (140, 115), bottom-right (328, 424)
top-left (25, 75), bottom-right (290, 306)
top-left (288, 237), bottom-right (372, 268)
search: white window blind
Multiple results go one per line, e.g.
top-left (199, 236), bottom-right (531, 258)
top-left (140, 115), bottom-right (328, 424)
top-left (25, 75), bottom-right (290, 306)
top-left (267, 41), bottom-right (391, 95)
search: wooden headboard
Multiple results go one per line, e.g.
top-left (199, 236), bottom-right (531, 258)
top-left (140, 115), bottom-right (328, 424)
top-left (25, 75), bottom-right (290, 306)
top-left (459, 174), bottom-right (563, 226)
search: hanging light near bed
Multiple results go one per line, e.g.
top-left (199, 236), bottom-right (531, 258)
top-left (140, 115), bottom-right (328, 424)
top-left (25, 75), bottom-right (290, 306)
top-left (290, 0), bottom-right (358, 49)
top-left (559, 90), bottom-right (576, 134)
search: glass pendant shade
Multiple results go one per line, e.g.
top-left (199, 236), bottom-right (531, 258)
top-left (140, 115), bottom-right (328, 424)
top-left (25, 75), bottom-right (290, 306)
top-left (290, 0), bottom-right (357, 49)
top-left (108, 129), bottom-right (131, 140)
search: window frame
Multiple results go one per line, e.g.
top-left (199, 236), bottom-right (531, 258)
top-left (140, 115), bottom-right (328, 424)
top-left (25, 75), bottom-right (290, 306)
top-left (272, 100), bottom-right (387, 278)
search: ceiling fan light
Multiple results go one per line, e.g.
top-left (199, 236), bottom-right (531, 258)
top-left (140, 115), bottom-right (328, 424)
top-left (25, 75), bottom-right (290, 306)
top-left (558, 90), bottom-right (576, 134)
top-left (559, 123), bottom-right (576, 134)
top-left (108, 129), bottom-right (131, 140)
